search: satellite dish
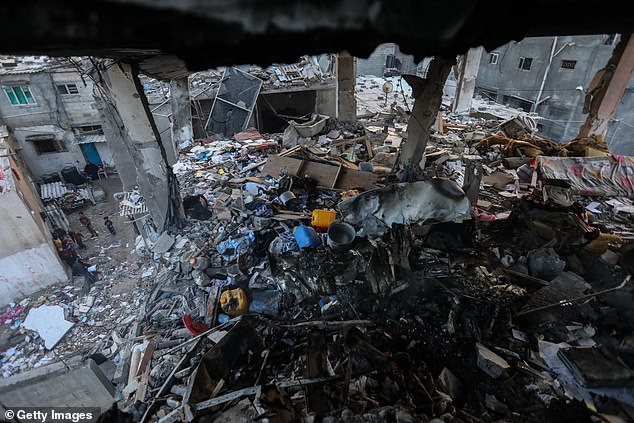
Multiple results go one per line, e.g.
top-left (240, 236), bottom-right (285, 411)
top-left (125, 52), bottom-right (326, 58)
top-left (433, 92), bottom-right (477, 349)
top-left (382, 81), bottom-right (394, 94)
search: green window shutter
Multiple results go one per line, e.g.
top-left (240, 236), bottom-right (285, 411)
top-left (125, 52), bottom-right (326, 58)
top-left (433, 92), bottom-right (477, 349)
top-left (13, 87), bottom-right (26, 104)
top-left (4, 87), bottom-right (17, 104)
top-left (22, 86), bottom-right (35, 104)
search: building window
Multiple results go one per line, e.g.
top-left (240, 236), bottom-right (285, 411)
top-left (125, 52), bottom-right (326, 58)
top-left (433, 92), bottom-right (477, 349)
top-left (3, 86), bottom-right (36, 105)
top-left (489, 52), bottom-right (499, 65)
top-left (32, 138), bottom-right (67, 155)
top-left (560, 60), bottom-right (577, 70)
top-left (56, 83), bottom-right (79, 95)
top-left (476, 87), bottom-right (498, 101)
top-left (518, 57), bottom-right (533, 71)
top-left (501, 95), bottom-right (533, 112)
top-left (74, 125), bottom-right (104, 136)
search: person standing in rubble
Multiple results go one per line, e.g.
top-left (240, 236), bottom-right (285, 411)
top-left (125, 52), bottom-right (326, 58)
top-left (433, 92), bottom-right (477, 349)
top-left (72, 257), bottom-right (97, 287)
top-left (51, 225), bottom-right (67, 241)
top-left (79, 211), bottom-right (98, 238)
top-left (58, 235), bottom-right (78, 267)
top-left (104, 216), bottom-right (116, 235)
top-left (69, 230), bottom-right (86, 249)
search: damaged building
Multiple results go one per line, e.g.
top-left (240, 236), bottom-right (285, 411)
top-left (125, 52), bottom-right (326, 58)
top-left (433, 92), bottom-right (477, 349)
top-left (2, 1), bottom-right (634, 423)
top-left (0, 56), bottom-right (115, 179)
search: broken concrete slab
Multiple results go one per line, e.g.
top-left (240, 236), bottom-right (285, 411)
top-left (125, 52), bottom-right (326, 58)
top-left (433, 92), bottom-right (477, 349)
top-left (520, 271), bottom-right (592, 321)
top-left (476, 343), bottom-right (510, 379)
top-left (152, 232), bottom-right (176, 254)
top-left (23, 305), bottom-right (74, 350)
top-left (436, 367), bottom-right (463, 399)
top-left (339, 178), bottom-right (471, 237)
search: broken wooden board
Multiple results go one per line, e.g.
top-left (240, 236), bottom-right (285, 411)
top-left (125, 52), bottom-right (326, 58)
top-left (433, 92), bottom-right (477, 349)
top-left (261, 155), bottom-right (377, 190)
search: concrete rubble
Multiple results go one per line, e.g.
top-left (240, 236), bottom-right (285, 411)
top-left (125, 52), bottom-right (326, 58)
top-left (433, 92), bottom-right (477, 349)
top-left (3, 76), bottom-right (634, 423)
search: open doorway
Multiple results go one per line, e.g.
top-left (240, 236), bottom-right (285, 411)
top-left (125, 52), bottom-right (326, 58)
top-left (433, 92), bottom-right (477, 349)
top-left (80, 142), bottom-right (102, 165)
top-left (255, 90), bottom-right (317, 133)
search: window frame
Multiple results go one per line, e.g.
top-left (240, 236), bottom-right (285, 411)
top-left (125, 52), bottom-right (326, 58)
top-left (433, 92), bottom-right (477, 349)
top-left (56, 83), bottom-right (80, 95)
top-left (560, 59), bottom-right (577, 70)
top-left (518, 57), bottom-right (533, 71)
top-left (32, 138), bottom-right (68, 155)
top-left (3, 85), bottom-right (37, 106)
top-left (74, 125), bottom-right (104, 136)
top-left (489, 52), bottom-right (499, 65)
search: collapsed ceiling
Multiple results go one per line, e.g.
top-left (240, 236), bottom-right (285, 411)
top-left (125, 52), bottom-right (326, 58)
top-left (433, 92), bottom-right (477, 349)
top-left (2, 0), bottom-right (634, 75)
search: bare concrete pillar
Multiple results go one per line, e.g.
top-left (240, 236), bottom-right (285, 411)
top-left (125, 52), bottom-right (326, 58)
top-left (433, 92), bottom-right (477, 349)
top-left (579, 33), bottom-right (634, 139)
top-left (452, 47), bottom-right (483, 115)
top-left (337, 51), bottom-right (356, 121)
top-left (398, 57), bottom-right (455, 179)
top-left (96, 99), bottom-right (138, 190)
top-left (98, 61), bottom-right (184, 230)
top-left (169, 78), bottom-right (193, 160)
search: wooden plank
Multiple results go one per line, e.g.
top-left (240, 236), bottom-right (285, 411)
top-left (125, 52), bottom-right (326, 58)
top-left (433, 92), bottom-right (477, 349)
top-left (261, 155), bottom-right (304, 178)
top-left (135, 365), bottom-right (151, 402)
top-left (365, 136), bottom-right (374, 159)
top-left (331, 164), bottom-right (343, 188)
top-left (336, 168), bottom-right (377, 190)
top-left (437, 111), bottom-right (444, 135)
top-left (136, 341), bottom-right (157, 376)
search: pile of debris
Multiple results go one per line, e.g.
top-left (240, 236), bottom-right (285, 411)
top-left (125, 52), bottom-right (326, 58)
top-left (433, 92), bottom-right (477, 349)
top-left (0, 260), bottom-right (153, 379)
top-left (104, 108), bottom-right (634, 422)
top-left (189, 55), bottom-right (336, 96)
top-left (4, 80), bottom-right (634, 421)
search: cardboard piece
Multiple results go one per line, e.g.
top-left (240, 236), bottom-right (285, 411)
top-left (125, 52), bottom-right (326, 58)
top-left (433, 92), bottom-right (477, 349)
top-left (261, 155), bottom-right (377, 190)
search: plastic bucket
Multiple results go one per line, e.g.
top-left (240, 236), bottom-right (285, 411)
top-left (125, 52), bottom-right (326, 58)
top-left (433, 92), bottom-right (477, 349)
top-left (279, 191), bottom-right (297, 205)
top-left (327, 222), bottom-right (356, 252)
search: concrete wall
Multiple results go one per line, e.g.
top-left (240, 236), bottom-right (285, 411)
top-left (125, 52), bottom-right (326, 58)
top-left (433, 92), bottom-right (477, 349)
top-left (0, 131), bottom-right (68, 304)
top-left (148, 100), bottom-right (176, 163)
top-left (316, 84), bottom-right (337, 117)
top-left (96, 99), bottom-right (137, 189)
top-left (356, 43), bottom-right (419, 77)
top-left (475, 34), bottom-right (634, 154)
top-left (0, 135), bottom-right (67, 306)
top-left (12, 124), bottom-right (85, 177)
top-left (0, 357), bottom-right (115, 411)
top-left (50, 71), bottom-right (102, 125)
top-left (95, 142), bottom-right (115, 166)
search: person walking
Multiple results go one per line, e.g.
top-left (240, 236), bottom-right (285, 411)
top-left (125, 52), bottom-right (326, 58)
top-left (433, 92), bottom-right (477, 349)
top-left (79, 211), bottom-right (98, 238)
top-left (104, 216), bottom-right (116, 235)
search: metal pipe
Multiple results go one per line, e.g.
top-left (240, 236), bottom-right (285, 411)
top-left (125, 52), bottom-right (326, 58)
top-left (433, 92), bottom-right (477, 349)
top-left (533, 36), bottom-right (558, 113)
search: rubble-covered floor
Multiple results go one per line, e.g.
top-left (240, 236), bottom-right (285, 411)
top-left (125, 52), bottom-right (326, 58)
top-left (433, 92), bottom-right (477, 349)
top-left (4, 76), bottom-right (634, 423)
top-left (0, 177), bottom-right (153, 377)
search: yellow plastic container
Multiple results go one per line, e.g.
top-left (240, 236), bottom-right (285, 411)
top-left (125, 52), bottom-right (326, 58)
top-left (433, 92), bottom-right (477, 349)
top-left (311, 209), bottom-right (337, 232)
top-left (219, 288), bottom-right (249, 317)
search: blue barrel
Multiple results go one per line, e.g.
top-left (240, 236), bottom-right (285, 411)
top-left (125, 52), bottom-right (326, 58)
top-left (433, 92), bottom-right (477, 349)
top-left (294, 225), bottom-right (322, 249)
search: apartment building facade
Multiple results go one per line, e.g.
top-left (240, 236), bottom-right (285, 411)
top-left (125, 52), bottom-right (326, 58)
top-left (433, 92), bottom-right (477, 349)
top-left (0, 57), bottom-right (115, 180)
top-left (475, 34), bottom-right (634, 154)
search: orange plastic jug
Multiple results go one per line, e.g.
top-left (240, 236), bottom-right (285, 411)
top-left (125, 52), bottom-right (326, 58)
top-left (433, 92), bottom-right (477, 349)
top-left (219, 288), bottom-right (249, 317)
top-left (311, 209), bottom-right (337, 232)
